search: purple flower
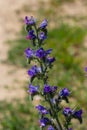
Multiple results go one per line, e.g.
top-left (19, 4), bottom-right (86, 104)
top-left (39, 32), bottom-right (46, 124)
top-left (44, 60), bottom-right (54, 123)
top-left (45, 49), bottom-right (52, 55)
top-left (39, 19), bottom-right (48, 29)
top-left (36, 48), bottom-right (45, 58)
top-left (73, 109), bottom-right (83, 123)
top-left (85, 66), bottom-right (87, 72)
top-left (24, 16), bottom-right (36, 25)
top-left (40, 117), bottom-right (50, 127)
top-left (24, 48), bottom-right (34, 58)
top-left (28, 65), bottom-right (41, 77)
top-left (48, 125), bottom-right (54, 130)
top-left (39, 32), bottom-right (47, 40)
top-left (28, 84), bottom-right (39, 95)
top-left (44, 85), bottom-right (52, 94)
top-left (36, 105), bottom-right (49, 114)
top-left (36, 48), bottom-right (52, 59)
top-left (44, 84), bottom-right (57, 94)
top-left (68, 128), bottom-right (72, 130)
top-left (59, 88), bottom-right (70, 97)
top-left (63, 107), bottom-right (72, 116)
top-left (47, 57), bottom-right (55, 64)
top-left (26, 30), bottom-right (36, 40)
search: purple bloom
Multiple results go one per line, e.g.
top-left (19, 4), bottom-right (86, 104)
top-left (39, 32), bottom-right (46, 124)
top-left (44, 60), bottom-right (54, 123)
top-left (73, 109), bottom-right (83, 123)
top-left (47, 57), bottom-right (55, 64)
top-left (39, 32), bottom-right (47, 40)
top-left (24, 48), bottom-right (34, 58)
top-left (36, 48), bottom-right (52, 59)
top-left (24, 16), bottom-right (36, 25)
top-left (44, 85), bottom-right (52, 94)
top-left (28, 65), bottom-right (41, 77)
top-left (85, 66), bottom-right (87, 72)
top-left (68, 128), bottom-right (72, 130)
top-left (36, 105), bottom-right (49, 114)
top-left (28, 84), bottom-right (39, 95)
top-left (59, 88), bottom-right (70, 97)
top-left (45, 49), bottom-right (52, 55)
top-left (40, 117), bottom-right (50, 127)
top-left (48, 125), bottom-right (54, 130)
top-left (63, 107), bottom-right (72, 116)
top-left (44, 84), bottom-right (57, 94)
top-left (26, 30), bottom-right (36, 40)
top-left (36, 48), bottom-right (45, 58)
top-left (39, 19), bottom-right (48, 29)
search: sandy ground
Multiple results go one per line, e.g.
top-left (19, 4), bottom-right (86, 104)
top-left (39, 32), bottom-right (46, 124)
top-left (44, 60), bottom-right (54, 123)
top-left (0, 0), bottom-right (49, 101)
top-left (0, 0), bottom-right (31, 101)
top-left (0, 0), bottom-right (87, 101)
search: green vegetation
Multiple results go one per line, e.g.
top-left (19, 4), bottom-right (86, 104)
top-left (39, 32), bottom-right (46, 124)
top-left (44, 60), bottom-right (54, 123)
top-left (0, 96), bottom-right (38, 130)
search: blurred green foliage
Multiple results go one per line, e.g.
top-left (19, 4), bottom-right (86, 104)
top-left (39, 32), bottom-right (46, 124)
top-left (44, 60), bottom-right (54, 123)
top-left (0, 96), bottom-right (39, 130)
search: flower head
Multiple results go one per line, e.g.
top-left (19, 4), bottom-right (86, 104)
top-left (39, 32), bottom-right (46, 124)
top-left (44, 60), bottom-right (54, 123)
top-left (24, 16), bottom-right (36, 25)
top-left (44, 84), bottom-right (57, 95)
top-left (36, 48), bottom-right (52, 59)
top-left (36, 48), bottom-right (45, 59)
top-left (24, 48), bottom-right (34, 58)
top-left (39, 19), bottom-right (48, 29)
top-left (73, 109), bottom-right (83, 123)
top-left (26, 30), bottom-right (36, 40)
top-left (28, 84), bottom-right (39, 95)
top-left (28, 65), bottom-right (41, 78)
top-left (59, 88), bottom-right (70, 97)
top-left (85, 66), bottom-right (87, 72)
top-left (45, 49), bottom-right (52, 55)
top-left (39, 32), bottom-right (47, 40)
top-left (46, 57), bottom-right (55, 64)
top-left (40, 117), bottom-right (50, 127)
top-left (36, 105), bottom-right (49, 114)
top-left (63, 107), bottom-right (72, 117)
top-left (68, 128), bottom-right (72, 130)
top-left (48, 125), bottom-right (54, 130)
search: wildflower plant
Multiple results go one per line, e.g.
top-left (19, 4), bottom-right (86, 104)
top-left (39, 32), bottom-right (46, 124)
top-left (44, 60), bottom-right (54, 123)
top-left (24, 16), bottom-right (83, 130)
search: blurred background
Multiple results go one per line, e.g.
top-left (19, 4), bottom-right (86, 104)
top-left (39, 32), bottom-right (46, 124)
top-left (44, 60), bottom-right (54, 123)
top-left (0, 0), bottom-right (87, 130)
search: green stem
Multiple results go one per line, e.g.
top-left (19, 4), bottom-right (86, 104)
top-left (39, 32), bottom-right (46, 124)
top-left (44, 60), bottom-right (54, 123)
top-left (34, 24), bottom-right (40, 46)
top-left (48, 98), bottom-right (63, 130)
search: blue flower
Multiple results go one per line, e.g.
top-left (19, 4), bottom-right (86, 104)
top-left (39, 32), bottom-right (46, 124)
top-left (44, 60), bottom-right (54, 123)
top-left (73, 109), bottom-right (83, 123)
top-left (44, 85), bottom-right (51, 94)
top-left (24, 16), bottom-right (36, 25)
top-left (26, 30), bottom-right (36, 40)
top-left (36, 48), bottom-right (52, 59)
top-left (39, 32), bottom-right (47, 40)
top-left (63, 107), bottom-right (72, 116)
top-left (59, 88), bottom-right (70, 97)
top-left (36, 48), bottom-right (45, 58)
top-left (36, 105), bottom-right (49, 114)
top-left (24, 48), bottom-right (34, 58)
top-left (48, 125), bottom-right (54, 130)
top-left (28, 65), bottom-right (41, 78)
top-left (28, 84), bottom-right (39, 95)
top-left (47, 57), bottom-right (55, 64)
top-left (44, 84), bottom-right (57, 95)
top-left (45, 49), bottom-right (52, 55)
top-left (40, 117), bottom-right (50, 127)
top-left (39, 19), bottom-right (48, 29)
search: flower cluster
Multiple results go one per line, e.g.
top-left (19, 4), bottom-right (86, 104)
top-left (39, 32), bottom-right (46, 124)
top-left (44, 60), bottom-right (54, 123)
top-left (24, 16), bottom-right (83, 130)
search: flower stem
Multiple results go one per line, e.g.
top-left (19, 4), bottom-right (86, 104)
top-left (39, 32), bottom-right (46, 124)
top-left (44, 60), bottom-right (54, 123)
top-left (48, 98), bottom-right (63, 130)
